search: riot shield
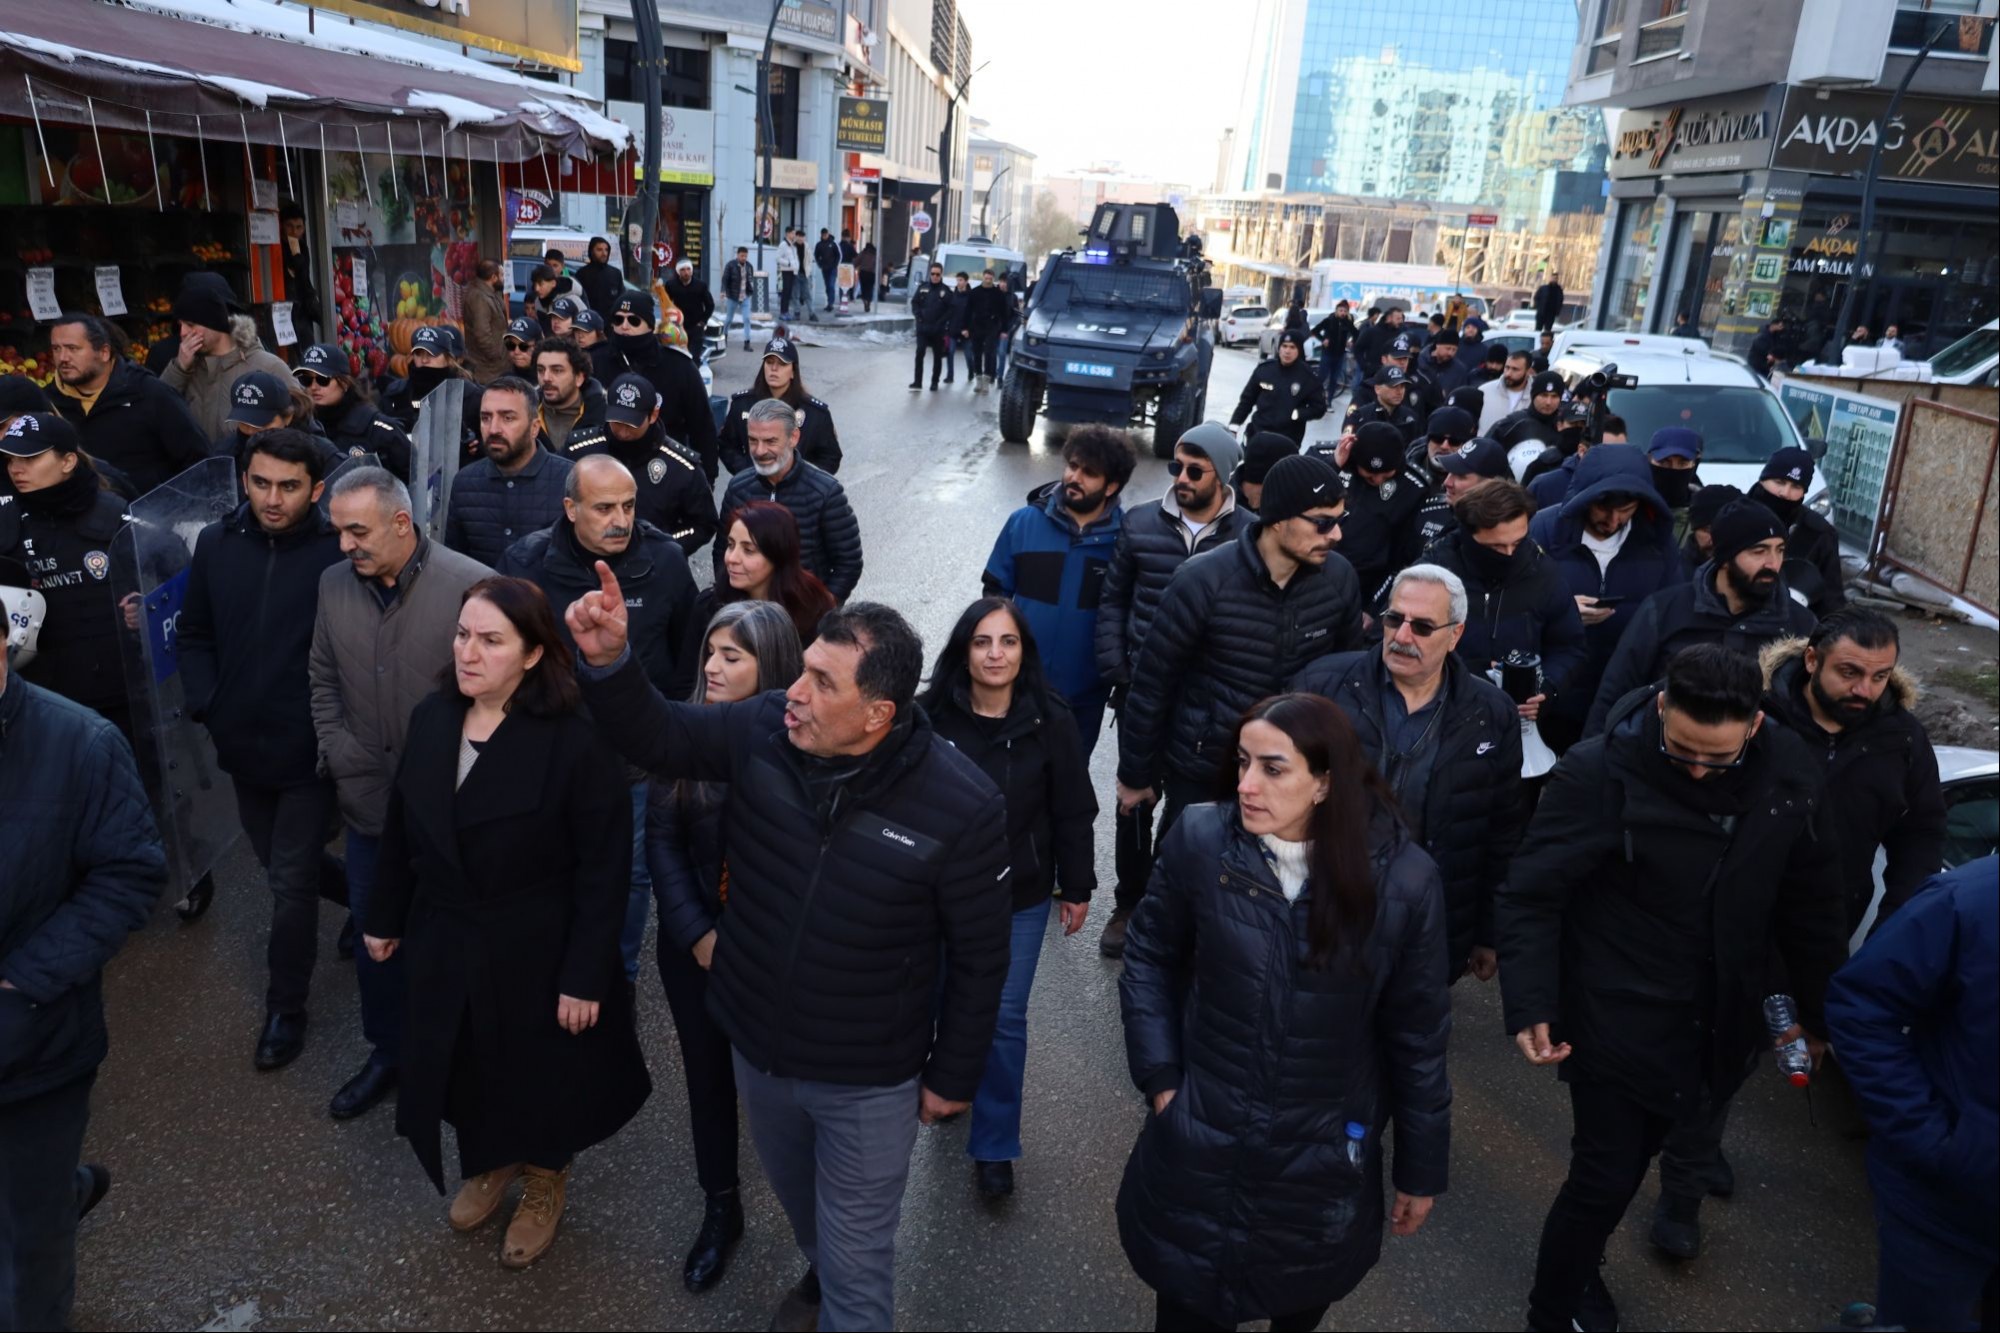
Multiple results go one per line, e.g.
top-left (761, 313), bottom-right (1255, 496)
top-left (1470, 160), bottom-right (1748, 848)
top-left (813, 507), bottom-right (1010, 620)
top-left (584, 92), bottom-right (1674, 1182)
top-left (110, 457), bottom-right (241, 901)
top-left (409, 378), bottom-right (465, 543)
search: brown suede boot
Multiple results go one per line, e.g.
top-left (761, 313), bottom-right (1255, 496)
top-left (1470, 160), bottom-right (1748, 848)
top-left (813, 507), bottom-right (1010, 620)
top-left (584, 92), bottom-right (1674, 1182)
top-left (448, 1164), bottom-right (521, 1233)
top-left (500, 1164), bottom-right (568, 1269)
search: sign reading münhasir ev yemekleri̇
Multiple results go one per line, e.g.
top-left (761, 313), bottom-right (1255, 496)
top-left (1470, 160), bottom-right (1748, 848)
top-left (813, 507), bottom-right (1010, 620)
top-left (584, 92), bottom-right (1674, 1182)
top-left (307, 0), bottom-right (581, 72)
top-left (836, 96), bottom-right (891, 154)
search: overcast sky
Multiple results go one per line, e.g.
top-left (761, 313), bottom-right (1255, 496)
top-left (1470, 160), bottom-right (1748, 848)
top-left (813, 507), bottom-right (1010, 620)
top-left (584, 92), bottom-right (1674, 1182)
top-left (958, 0), bottom-right (1256, 184)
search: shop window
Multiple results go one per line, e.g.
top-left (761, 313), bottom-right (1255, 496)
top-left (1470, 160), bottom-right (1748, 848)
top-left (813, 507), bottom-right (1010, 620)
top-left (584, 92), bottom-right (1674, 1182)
top-left (1586, 0), bottom-right (1627, 74)
top-left (1605, 197), bottom-right (1658, 331)
top-left (1634, 0), bottom-right (1689, 60)
top-left (758, 65), bottom-right (801, 161)
top-left (603, 39), bottom-right (711, 109)
top-left (1888, 1), bottom-right (1995, 55)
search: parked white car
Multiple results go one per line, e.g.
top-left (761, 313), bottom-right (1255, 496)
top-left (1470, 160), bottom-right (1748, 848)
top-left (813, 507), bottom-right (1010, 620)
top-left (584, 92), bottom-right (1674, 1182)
top-left (1219, 304), bottom-right (1269, 348)
top-left (1856, 745), bottom-right (1998, 950)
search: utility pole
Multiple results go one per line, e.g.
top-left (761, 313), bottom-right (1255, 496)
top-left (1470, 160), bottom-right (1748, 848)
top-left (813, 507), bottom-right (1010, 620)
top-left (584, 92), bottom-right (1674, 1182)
top-left (937, 60), bottom-right (989, 247)
top-left (756, 0), bottom-right (784, 296)
top-left (622, 0), bottom-right (663, 291)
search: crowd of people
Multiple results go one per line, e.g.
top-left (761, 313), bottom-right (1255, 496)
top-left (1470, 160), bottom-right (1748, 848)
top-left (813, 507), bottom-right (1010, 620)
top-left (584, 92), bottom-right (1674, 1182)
top-left (0, 254), bottom-right (1994, 1333)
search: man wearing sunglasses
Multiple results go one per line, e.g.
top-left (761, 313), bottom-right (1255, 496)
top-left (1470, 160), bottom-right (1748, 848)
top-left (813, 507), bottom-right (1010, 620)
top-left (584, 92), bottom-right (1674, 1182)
top-left (608, 291), bottom-right (720, 484)
top-left (1291, 562), bottom-right (1525, 986)
top-left (1092, 422), bottom-right (1249, 957)
top-left (1116, 452), bottom-right (1362, 872)
top-left (1498, 643), bottom-right (1844, 1333)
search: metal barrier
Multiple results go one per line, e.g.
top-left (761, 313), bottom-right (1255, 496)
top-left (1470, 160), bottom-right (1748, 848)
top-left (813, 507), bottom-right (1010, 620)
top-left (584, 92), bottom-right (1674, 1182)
top-left (1872, 397), bottom-right (2000, 616)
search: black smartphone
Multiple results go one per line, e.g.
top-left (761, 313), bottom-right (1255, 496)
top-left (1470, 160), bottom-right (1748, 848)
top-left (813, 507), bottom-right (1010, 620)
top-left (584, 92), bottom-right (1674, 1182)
top-left (1589, 595), bottom-right (1627, 607)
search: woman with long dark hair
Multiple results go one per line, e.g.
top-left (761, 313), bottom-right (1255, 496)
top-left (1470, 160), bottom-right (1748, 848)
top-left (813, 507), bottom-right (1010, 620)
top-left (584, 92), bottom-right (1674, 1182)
top-left (918, 596), bottom-right (1097, 1200)
top-left (363, 576), bottom-right (649, 1270)
top-left (691, 500), bottom-right (836, 649)
top-left (1117, 693), bottom-right (1451, 1332)
top-left (645, 600), bottom-right (803, 1294)
top-left (293, 343), bottom-right (413, 477)
top-left (716, 332), bottom-right (842, 474)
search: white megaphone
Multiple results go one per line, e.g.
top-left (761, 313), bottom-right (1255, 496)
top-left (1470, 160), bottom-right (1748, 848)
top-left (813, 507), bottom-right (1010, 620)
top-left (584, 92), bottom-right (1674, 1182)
top-left (1491, 650), bottom-right (1559, 779)
top-left (1, 584), bottom-right (48, 670)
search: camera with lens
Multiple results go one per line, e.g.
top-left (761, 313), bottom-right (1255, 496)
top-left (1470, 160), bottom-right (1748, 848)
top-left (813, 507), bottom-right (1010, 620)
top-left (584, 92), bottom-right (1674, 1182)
top-left (1579, 362), bottom-right (1640, 395)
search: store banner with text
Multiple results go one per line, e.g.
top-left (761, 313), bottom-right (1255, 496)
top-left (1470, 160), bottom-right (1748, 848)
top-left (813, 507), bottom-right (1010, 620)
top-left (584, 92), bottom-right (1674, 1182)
top-left (1773, 87), bottom-right (1999, 189)
top-left (836, 97), bottom-right (891, 154)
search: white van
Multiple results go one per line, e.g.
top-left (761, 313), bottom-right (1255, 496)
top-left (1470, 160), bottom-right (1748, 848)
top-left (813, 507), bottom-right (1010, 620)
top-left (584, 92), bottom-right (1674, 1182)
top-left (914, 236), bottom-right (1028, 297)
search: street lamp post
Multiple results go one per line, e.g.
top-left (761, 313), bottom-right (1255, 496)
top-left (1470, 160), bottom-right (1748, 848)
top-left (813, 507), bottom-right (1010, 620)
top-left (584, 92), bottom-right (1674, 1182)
top-left (936, 59), bottom-right (990, 247)
top-left (623, 0), bottom-right (663, 291)
top-left (755, 0), bottom-right (785, 316)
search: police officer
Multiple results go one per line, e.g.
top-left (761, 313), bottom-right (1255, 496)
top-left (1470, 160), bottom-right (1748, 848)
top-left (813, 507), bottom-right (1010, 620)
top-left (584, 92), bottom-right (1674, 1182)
top-left (1326, 421), bottom-right (1428, 600)
top-left (381, 325), bottom-right (483, 463)
top-left (573, 372), bottom-right (718, 558)
top-left (1341, 364), bottom-right (1425, 444)
top-left (1491, 370), bottom-right (1566, 481)
top-left (1346, 331), bottom-right (1417, 416)
top-left (1406, 406), bottom-right (1477, 566)
top-left (718, 335), bottom-right (842, 477)
top-left (1229, 329), bottom-right (1327, 447)
top-left (294, 344), bottom-right (411, 475)
top-left (503, 316), bottom-right (541, 378)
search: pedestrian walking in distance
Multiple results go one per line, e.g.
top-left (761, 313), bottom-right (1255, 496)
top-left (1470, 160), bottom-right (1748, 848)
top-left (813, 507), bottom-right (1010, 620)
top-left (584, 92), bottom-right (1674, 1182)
top-left (363, 576), bottom-right (650, 1269)
top-left (1118, 692), bottom-right (1450, 1332)
top-left (911, 262), bottom-right (952, 390)
top-left (920, 596), bottom-right (1098, 1200)
top-left (649, 599), bottom-right (806, 1292)
top-left (564, 570), bottom-right (1011, 1333)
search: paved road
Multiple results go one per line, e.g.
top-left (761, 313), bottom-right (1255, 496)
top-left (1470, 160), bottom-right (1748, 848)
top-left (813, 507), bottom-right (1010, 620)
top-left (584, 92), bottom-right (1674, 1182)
top-left (76, 338), bottom-right (1878, 1331)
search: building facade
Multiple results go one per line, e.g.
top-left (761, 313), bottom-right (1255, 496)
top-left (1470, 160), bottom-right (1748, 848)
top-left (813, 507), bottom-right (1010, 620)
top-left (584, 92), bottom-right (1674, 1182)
top-left (1210, 0), bottom-right (1607, 306)
top-left (1572, 0), bottom-right (1998, 359)
top-left (961, 120), bottom-right (1037, 252)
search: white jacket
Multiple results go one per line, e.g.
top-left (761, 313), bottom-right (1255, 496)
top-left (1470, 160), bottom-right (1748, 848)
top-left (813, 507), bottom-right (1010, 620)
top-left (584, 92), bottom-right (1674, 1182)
top-left (775, 243), bottom-right (798, 274)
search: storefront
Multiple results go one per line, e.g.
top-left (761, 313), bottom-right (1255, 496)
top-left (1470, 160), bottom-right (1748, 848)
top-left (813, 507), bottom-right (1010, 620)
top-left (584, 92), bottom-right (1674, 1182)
top-left (0, 0), bottom-right (623, 386)
top-left (1599, 85), bottom-right (1998, 359)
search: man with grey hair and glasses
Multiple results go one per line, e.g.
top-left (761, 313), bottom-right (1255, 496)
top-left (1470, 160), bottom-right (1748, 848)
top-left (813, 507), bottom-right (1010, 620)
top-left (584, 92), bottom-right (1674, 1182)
top-left (310, 466), bottom-right (491, 1122)
top-left (716, 396), bottom-right (863, 601)
top-left (1291, 562), bottom-right (1528, 983)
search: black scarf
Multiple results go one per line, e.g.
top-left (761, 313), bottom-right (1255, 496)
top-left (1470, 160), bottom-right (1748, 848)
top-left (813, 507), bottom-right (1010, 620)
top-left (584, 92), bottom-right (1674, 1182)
top-left (18, 465), bottom-right (101, 519)
top-left (1652, 464), bottom-right (1697, 509)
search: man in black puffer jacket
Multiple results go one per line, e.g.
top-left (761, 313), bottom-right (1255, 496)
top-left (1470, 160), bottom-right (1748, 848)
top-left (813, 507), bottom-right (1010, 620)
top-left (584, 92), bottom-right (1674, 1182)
top-left (717, 397), bottom-right (863, 600)
top-left (1117, 453), bottom-right (1363, 841)
top-left (567, 590), bottom-right (1008, 1333)
top-left (47, 313), bottom-right (211, 495)
top-left (1498, 645), bottom-right (1845, 1330)
top-left (1292, 562), bottom-right (1526, 983)
top-left (178, 430), bottom-right (347, 1071)
top-left (0, 613), bottom-right (165, 1331)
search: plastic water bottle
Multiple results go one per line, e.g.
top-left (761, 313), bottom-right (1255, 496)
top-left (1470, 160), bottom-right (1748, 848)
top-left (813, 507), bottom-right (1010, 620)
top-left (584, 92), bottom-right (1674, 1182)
top-left (1763, 994), bottom-right (1812, 1088)
top-left (1343, 1121), bottom-right (1367, 1169)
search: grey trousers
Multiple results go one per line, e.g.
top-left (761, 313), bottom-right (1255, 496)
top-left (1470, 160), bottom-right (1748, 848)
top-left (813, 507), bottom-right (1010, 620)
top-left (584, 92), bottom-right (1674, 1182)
top-left (734, 1053), bottom-right (921, 1333)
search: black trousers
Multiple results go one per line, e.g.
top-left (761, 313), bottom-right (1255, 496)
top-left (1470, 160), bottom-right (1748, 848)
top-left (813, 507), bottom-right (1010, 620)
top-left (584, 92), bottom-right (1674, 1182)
top-left (658, 939), bottom-right (740, 1198)
top-left (970, 333), bottom-right (998, 378)
top-left (1115, 772), bottom-right (1210, 915)
top-left (0, 1072), bottom-right (95, 1332)
top-left (232, 778), bottom-right (342, 1016)
top-left (913, 333), bottom-right (946, 385)
top-left (1528, 1079), bottom-right (1674, 1326)
top-left (1154, 1292), bottom-right (1330, 1332)
top-left (1658, 1081), bottom-right (1737, 1201)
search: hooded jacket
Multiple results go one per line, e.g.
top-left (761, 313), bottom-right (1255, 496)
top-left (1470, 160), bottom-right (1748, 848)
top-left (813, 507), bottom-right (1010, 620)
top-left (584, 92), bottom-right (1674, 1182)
top-left (982, 483), bottom-right (1124, 704)
top-left (579, 656), bottom-right (1012, 1098)
top-left (716, 455), bottom-right (863, 602)
top-left (50, 358), bottom-right (211, 496)
top-left (0, 674), bottom-right (165, 1104)
top-left (1585, 559), bottom-right (1818, 734)
top-left (1530, 446), bottom-right (1687, 724)
top-left (1422, 527), bottom-right (1588, 698)
top-left (1498, 686), bottom-right (1847, 1115)
top-left (1760, 637), bottom-right (1946, 934)
top-left (1290, 649), bottom-right (1527, 978)
top-left (178, 503), bottom-right (345, 789)
top-left (1117, 801), bottom-right (1449, 1326)
top-left (1825, 857), bottom-right (1998, 1248)
top-left (1117, 525), bottom-right (1364, 790)
top-left (1093, 489), bottom-right (1249, 686)
top-left (159, 316), bottom-right (294, 442)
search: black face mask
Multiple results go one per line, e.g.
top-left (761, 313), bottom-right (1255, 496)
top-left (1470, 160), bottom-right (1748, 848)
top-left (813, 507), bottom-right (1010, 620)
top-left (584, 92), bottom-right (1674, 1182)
top-left (1754, 484), bottom-right (1802, 527)
top-left (1652, 464), bottom-right (1696, 509)
top-left (407, 365), bottom-right (450, 397)
top-left (1462, 536), bottom-right (1526, 586)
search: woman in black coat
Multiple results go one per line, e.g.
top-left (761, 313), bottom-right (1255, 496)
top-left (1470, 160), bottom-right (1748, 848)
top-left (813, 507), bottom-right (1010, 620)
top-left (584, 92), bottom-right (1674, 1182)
top-left (1119, 693), bottom-right (1451, 1331)
top-left (364, 576), bottom-right (649, 1271)
top-left (919, 596), bottom-right (1098, 1200)
top-left (644, 599), bottom-right (802, 1293)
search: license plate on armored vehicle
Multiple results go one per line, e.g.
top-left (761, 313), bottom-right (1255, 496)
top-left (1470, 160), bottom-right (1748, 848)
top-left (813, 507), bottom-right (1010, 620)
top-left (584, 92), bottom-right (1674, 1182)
top-left (1064, 361), bottom-right (1116, 378)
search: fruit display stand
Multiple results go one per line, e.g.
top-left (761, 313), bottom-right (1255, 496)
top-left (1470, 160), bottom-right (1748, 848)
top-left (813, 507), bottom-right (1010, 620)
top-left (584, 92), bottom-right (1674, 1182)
top-left (0, 206), bottom-right (250, 384)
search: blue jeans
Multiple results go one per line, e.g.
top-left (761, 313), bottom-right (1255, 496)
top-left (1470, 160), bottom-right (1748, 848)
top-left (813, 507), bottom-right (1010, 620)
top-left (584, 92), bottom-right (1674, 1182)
top-left (345, 830), bottom-right (405, 1069)
top-left (724, 296), bottom-right (751, 346)
top-left (968, 901), bottom-right (1051, 1163)
top-left (620, 782), bottom-right (652, 982)
top-left (820, 268), bottom-right (838, 309)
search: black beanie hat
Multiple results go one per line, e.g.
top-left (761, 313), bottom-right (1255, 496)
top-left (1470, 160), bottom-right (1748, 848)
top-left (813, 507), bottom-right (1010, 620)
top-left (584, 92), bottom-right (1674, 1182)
top-left (1257, 452), bottom-right (1345, 523)
top-left (1709, 500), bottom-right (1787, 564)
top-left (1236, 431), bottom-right (1299, 487)
top-left (1759, 445), bottom-right (1814, 488)
top-left (1686, 483), bottom-right (1744, 533)
top-left (613, 289), bottom-right (657, 327)
top-left (172, 286), bottom-right (233, 335)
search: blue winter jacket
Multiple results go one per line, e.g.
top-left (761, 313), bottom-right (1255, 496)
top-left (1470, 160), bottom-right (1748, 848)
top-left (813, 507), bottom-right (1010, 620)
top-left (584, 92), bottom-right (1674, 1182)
top-left (982, 483), bottom-right (1123, 704)
top-left (0, 675), bottom-right (166, 1103)
top-left (1826, 856), bottom-right (1998, 1249)
top-left (1530, 446), bottom-right (1685, 724)
top-left (1526, 451), bottom-right (1582, 511)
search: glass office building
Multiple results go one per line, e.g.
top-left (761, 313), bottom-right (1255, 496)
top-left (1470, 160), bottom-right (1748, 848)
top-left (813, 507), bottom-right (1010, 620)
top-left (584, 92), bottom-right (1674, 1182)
top-left (1230, 0), bottom-right (1604, 228)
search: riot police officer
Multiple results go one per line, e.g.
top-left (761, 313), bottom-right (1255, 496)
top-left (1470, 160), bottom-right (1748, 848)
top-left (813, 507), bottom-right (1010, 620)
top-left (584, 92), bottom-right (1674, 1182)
top-left (1345, 331), bottom-right (1417, 416)
top-left (1341, 365), bottom-right (1425, 443)
top-left (1326, 421), bottom-right (1428, 600)
top-left (1229, 329), bottom-right (1327, 447)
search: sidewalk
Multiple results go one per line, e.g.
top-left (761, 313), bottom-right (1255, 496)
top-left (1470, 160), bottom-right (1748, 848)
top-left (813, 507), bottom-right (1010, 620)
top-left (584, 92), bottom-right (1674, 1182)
top-left (744, 306), bottom-right (914, 343)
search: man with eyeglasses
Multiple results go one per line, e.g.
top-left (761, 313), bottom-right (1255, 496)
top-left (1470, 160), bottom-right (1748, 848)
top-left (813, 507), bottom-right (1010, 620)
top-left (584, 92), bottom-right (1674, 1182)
top-left (1498, 643), bottom-right (1844, 1333)
top-left (1586, 500), bottom-right (1817, 736)
top-left (1091, 422), bottom-right (1248, 958)
top-left (1291, 562), bottom-right (1525, 985)
top-left (1116, 452), bottom-right (1362, 880)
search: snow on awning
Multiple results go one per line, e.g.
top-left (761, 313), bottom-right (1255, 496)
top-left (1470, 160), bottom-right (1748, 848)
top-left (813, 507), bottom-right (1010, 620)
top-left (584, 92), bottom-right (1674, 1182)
top-left (0, 0), bottom-right (630, 162)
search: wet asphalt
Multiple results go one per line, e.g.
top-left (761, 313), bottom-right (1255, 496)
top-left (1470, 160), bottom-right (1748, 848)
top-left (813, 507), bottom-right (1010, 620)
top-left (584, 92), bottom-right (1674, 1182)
top-left (74, 337), bottom-right (1880, 1331)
